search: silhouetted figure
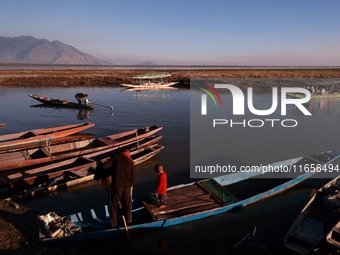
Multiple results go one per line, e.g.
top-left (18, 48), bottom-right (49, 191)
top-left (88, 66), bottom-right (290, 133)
top-left (75, 93), bottom-right (88, 104)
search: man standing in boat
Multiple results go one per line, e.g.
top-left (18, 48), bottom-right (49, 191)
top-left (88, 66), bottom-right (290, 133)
top-left (97, 146), bottom-right (135, 227)
top-left (75, 92), bottom-right (88, 104)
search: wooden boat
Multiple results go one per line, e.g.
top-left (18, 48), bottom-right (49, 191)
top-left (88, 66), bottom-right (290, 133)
top-left (0, 133), bottom-right (95, 153)
top-left (0, 123), bottom-right (5, 129)
top-left (5, 143), bottom-right (164, 200)
top-left (121, 82), bottom-right (178, 89)
top-left (0, 136), bottom-right (163, 191)
top-left (0, 123), bottom-right (94, 143)
top-left (284, 175), bottom-right (340, 254)
top-left (28, 94), bottom-right (94, 109)
top-left (121, 87), bottom-right (178, 92)
top-left (37, 150), bottom-right (340, 243)
top-left (326, 213), bottom-right (340, 249)
top-left (121, 72), bottom-right (178, 88)
top-left (0, 125), bottom-right (163, 172)
top-left (0, 123), bottom-right (95, 152)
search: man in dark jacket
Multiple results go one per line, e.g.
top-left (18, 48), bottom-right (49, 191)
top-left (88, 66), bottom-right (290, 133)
top-left (75, 93), bottom-right (88, 104)
top-left (100, 146), bottom-right (135, 227)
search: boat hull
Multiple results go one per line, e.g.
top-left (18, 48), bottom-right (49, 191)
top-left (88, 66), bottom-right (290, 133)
top-left (38, 150), bottom-right (340, 243)
top-left (0, 135), bottom-right (163, 190)
top-left (28, 94), bottom-right (94, 109)
top-left (6, 143), bottom-right (164, 200)
top-left (0, 125), bottom-right (162, 171)
top-left (284, 175), bottom-right (340, 254)
top-left (0, 123), bottom-right (94, 152)
top-left (326, 221), bottom-right (340, 250)
top-left (121, 82), bottom-right (178, 88)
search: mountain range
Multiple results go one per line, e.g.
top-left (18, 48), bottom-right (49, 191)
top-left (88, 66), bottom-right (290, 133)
top-left (0, 36), bottom-right (110, 65)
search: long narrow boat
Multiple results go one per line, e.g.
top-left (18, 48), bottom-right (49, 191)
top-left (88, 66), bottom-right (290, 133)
top-left (38, 150), bottom-right (340, 242)
top-left (0, 135), bottom-right (162, 191)
top-left (5, 143), bottom-right (164, 200)
top-left (284, 175), bottom-right (340, 254)
top-left (0, 123), bottom-right (93, 142)
top-left (0, 125), bottom-right (163, 172)
top-left (0, 123), bottom-right (95, 152)
top-left (0, 133), bottom-right (95, 153)
top-left (121, 82), bottom-right (178, 89)
top-left (121, 87), bottom-right (178, 92)
top-left (28, 94), bottom-right (94, 109)
top-left (121, 72), bottom-right (178, 88)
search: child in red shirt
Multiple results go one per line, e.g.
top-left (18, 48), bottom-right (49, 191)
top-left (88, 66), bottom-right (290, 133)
top-left (154, 164), bottom-right (167, 208)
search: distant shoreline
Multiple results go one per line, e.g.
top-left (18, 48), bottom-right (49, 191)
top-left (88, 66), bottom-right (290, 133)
top-left (0, 63), bottom-right (340, 70)
top-left (0, 68), bottom-right (339, 87)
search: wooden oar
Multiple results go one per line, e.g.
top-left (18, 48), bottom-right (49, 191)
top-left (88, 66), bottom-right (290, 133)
top-left (92, 103), bottom-right (113, 110)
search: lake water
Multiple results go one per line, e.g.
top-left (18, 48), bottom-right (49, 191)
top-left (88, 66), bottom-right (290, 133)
top-left (0, 86), bottom-right (190, 193)
top-left (1, 86), bottom-right (340, 253)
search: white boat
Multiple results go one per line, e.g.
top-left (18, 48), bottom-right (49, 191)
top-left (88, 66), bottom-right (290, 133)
top-left (121, 72), bottom-right (178, 88)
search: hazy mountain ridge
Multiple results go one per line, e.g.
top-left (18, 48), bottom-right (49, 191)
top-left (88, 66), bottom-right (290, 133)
top-left (0, 36), bottom-right (110, 65)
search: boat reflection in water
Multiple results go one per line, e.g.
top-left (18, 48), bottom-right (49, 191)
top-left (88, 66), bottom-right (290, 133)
top-left (77, 109), bottom-right (90, 120)
top-left (121, 87), bottom-right (178, 99)
top-left (30, 104), bottom-right (91, 120)
top-left (304, 98), bottom-right (340, 114)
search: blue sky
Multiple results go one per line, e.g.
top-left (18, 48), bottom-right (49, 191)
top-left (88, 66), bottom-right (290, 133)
top-left (1, 0), bottom-right (339, 65)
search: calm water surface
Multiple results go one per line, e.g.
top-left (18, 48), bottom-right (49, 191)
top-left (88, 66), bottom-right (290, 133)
top-left (0, 86), bottom-right (190, 206)
top-left (1, 86), bottom-right (340, 253)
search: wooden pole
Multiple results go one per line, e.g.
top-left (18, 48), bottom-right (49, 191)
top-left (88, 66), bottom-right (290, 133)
top-left (122, 215), bottom-right (130, 240)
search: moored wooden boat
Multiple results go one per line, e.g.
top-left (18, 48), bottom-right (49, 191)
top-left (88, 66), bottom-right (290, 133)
top-left (121, 87), bottom-right (178, 92)
top-left (38, 150), bottom-right (340, 243)
top-left (0, 125), bottom-right (163, 172)
top-left (0, 123), bottom-right (5, 129)
top-left (326, 218), bottom-right (340, 250)
top-left (0, 123), bottom-right (93, 142)
top-left (0, 123), bottom-right (95, 152)
top-left (121, 72), bottom-right (178, 88)
top-left (5, 143), bottom-right (164, 200)
top-left (121, 82), bottom-right (178, 88)
top-left (284, 175), bottom-right (340, 254)
top-left (28, 94), bottom-right (94, 109)
top-left (0, 135), bottom-right (162, 191)
top-left (0, 133), bottom-right (95, 153)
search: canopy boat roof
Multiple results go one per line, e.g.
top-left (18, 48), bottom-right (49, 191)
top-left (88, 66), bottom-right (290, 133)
top-left (133, 72), bottom-right (172, 80)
